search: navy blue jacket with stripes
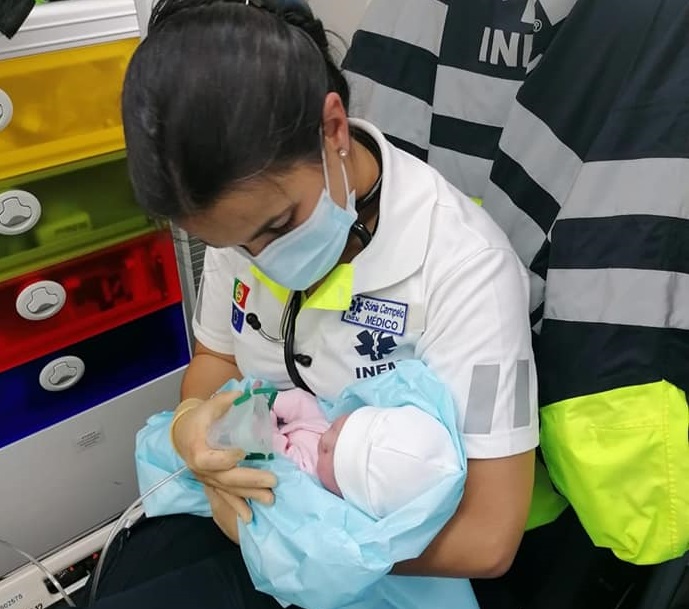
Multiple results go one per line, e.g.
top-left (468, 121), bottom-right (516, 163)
top-left (344, 0), bottom-right (689, 565)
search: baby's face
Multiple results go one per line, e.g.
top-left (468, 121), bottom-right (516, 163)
top-left (316, 414), bottom-right (349, 496)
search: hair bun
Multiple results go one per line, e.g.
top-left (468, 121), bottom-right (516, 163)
top-left (282, 11), bottom-right (329, 52)
top-left (271, 0), bottom-right (313, 16)
top-left (250, 0), bottom-right (312, 19)
top-left (264, 0), bottom-right (349, 110)
top-left (253, 0), bottom-right (329, 51)
top-left (151, 0), bottom-right (314, 29)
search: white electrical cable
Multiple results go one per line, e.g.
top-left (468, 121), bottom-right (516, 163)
top-left (0, 465), bottom-right (189, 608)
top-left (88, 465), bottom-right (188, 606)
top-left (0, 538), bottom-right (77, 607)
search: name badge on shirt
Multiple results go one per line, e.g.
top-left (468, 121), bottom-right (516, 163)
top-left (342, 295), bottom-right (408, 337)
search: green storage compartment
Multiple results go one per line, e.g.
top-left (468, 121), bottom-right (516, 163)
top-left (0, 155), bottom-right (154, 282)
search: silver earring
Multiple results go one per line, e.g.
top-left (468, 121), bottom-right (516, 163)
top-left (338, 149), bottom-right (349, 158)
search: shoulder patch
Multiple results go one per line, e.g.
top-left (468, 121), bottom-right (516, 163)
top-left (233, 278), bottom-right (250, 309)
top-left (231, 303), bottom-right (245, 333)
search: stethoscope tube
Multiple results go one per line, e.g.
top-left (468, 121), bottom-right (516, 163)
top-left (283, 291), bottom-right (313, 393)
top-left (350, 220), bottom-right (372, 247)
top-left (245, 313), bottom-right (281, 343)
top-left (245, 307), bottom-right (313, 368)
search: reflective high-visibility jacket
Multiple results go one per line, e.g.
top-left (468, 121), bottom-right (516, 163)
top-left (344, 0), bottom-right (689, 565)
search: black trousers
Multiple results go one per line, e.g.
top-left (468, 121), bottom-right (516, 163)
top-left (77, 509), bottom-right (642, 609)
top-left (81, 515), bottom-right (286, 609)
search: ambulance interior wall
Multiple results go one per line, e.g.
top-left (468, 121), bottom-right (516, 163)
top-left (309, 0), bottom-right (371, 49)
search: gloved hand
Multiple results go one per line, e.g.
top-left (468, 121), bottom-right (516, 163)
top-left (205, 486), bottom-right (241, 544)
top-left (171, 391), bottom-right (277, 523)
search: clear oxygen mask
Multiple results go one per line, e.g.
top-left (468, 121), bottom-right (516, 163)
top-left (207, 386), bottom-right (276, 460)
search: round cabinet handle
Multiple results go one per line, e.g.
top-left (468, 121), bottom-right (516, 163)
top-left (0, 89), bottom-right (12, 132)
top-left (16, 280), bottom-right (67, 321)
top-left (39, 356), bottom-right (85, 392)
top-left (0, 190), bottom-right (42, 236)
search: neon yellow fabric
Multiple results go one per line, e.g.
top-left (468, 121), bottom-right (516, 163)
top-left (540, 380), bottom-right (689, 564)
top-left (303, 264), bottom-right (354, 310)
top-left (0, 38), bottom-right (138, 179)
top-left (250, 266), bottom-right (290, 303)
top-left (250, 264), bottom-right (354, 311)
top-left (525, 459), bottom-right (568, 531)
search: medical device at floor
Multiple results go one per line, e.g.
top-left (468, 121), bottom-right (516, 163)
top-left (0, 466), bottom-right (187, 608)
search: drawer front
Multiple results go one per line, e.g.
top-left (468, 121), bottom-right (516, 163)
top-left (0, 231), bottom-right (183, 373)
top-left (0, 38), bottom-right (138, 179)
top-left (0, 157), bottom-right (153, 282)
top-left (0, 303), bottom-right (190, 450)
top-left (0, 369), bottom-right (184, 579)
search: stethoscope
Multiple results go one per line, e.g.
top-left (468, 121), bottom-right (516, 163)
top-left (245, 129), bottom-right (382, 393)
top-left (245, 220), bottom-right (374, 393)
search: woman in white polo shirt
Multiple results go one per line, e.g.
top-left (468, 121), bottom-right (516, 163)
top-left (101, 0), bottom-right (538, 606)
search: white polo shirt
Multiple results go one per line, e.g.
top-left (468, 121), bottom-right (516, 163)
top-left (193, 119), bottom-right (538, 459)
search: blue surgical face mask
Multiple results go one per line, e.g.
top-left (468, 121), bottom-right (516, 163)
top-left (246, 145), bottom-right (357, 291)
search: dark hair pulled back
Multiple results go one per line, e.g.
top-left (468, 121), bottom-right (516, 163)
top-left (122, 0), bottom-right (350, 218)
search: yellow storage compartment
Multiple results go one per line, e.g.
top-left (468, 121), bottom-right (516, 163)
top-left (0, 38), bottom-right (138, 180)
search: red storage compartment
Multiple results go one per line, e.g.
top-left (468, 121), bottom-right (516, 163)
top-left (0, 231), bottom-right (183, 373)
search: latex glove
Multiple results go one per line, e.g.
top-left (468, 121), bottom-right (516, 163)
top-left (172, 391), bottom-right (277, 522)
top-left (205, 486), bottom-right (241, 544)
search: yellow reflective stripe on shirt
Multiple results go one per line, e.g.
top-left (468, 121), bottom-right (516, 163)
top-left (540, 380), bottom-right (689, 564)
top-left (250, 266), bottom-right (290, 303)
top-left (250, 264), bottom-right (354, 311)
top-left (303, 264), bottom-right (354, 311)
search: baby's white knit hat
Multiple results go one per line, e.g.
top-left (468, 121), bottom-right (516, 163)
top-left (333, 406), bottom-right (460, 519)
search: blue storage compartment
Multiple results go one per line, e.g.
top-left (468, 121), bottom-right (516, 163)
top-left (1, 303), bottom-right (190, 449)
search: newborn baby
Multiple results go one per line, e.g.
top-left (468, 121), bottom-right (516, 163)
top-left (271, 388), bottom-right (460, 519)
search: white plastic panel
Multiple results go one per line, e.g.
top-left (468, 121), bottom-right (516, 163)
top-left (0, 368), bottom-right (184, 578)
top-left (0, 190), bottom-right (42, 236)
top-left (0, 0), bottom-right (140, 60)
top-left (0, 88), bottom-right (13, 132)
top-left (15, 280), bottom-right (67, 321)
top-left (38, 355), bottom-right (85, 392)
